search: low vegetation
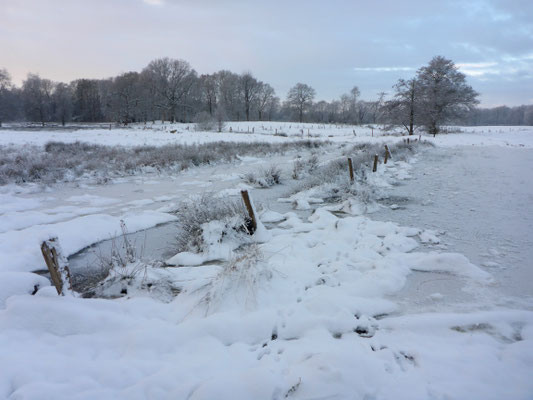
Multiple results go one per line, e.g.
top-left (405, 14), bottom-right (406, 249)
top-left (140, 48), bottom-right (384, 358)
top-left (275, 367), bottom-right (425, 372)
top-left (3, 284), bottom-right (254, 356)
top-left (291, 140), bottom-right (433, 202)
top-left (0, 139), bottom-right (326, 185)
top-left (242, 165), bottom-right (282, 188)
top-left (174, 194), bottom-right (251, 254)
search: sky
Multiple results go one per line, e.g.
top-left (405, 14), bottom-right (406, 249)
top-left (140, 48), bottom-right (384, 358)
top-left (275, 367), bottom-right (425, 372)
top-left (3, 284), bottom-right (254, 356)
top-left (1, 0), bottom-right (532, 107)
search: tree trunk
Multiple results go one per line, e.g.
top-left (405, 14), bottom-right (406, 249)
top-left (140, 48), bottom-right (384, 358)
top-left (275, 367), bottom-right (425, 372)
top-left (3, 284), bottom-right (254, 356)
top-left (409, 107), bottom-right (414, 135)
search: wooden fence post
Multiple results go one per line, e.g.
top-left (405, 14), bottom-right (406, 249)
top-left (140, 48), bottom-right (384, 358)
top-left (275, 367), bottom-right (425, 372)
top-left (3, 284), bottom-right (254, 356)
top-left (40, 238), bottom-right (73, 295)
top-left (372, 154), bottom-right (378, 172)
top-left (348, 158), bottom-right (354, 182)
top-left (240, 190), bottom-right (257, 234)
top-left (384, 145), bottom-right (391, 164)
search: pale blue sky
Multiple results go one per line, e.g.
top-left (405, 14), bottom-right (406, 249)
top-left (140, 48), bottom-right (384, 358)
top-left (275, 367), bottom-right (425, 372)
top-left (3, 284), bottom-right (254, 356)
top-left (1, 0), bottom-right (532, 106)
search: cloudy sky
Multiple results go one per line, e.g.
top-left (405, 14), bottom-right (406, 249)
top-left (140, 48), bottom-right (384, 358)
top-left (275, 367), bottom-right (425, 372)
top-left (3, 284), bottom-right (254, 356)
top-left (1, 0), bottom-right (532, 107)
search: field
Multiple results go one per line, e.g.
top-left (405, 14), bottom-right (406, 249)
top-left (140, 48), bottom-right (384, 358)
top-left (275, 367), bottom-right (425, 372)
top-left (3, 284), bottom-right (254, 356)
top-left (1, 122), bottom-right (532, 399)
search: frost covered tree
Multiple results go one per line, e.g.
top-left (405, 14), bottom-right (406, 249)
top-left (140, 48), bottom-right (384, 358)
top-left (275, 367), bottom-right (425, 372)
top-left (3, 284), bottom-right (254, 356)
top-left (213, 70), bottom-right (241, 120)
top-left (286, 83), bottom-right (316, 123)
top-left (142, 58), bottom-right (197, 122)
top-left (110, 72), bottom-right (142, 124)
top-left (0, 68), bottom-right (14, 126)
top-left (349, 86), bottom-right (360, 123)
top-left (416, 56), bottom-right (479, 135)
top-left (385, 78), bottom-right (420, 135)
top-left (240, 72), bottom-right (260, 121)
top-left (72, 79), bottom-right (104, 122)
top-left (199, 74), bottom-right (218, 116)
top-left (256, 82), bottom-right (275, 121)
top-left (51, 82), bottom-right (73, 126)
top-left (22, 73), bottom-right (54, 126)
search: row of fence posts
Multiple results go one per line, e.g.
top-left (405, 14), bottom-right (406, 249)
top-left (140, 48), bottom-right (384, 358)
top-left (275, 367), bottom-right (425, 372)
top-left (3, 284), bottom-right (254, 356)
top-left (348, 144), bottom-right (394, 182)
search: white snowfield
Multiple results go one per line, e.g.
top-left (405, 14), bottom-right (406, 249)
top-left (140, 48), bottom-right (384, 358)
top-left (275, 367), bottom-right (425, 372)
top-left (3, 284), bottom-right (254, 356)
top-left (0, 123), bottom-right (532, 399)
top-left (1, 121), bottom-right (531, 148)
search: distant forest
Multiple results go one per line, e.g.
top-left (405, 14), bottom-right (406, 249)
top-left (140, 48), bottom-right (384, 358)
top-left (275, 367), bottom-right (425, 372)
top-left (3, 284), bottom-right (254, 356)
top-left (0, 58), bottom-right (532, 128)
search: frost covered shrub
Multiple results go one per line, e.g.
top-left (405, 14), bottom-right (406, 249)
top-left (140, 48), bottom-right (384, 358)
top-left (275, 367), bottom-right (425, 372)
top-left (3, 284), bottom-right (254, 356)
top-left (194, 111), bottom-right (216, 131)
top-left (0, 140), bottom-right (329, 185)
top-left (292, 154), bottom-right (319, 179)
top-left (76, 221), bottom-right (181, 301)
top-left (243, 165), bottom-right (282, 188)
top-left (74, 221), bottom-right (145, 296)
top-left (175, 194), bottom-right (250, 253)
top-left (263, 165), bottom-right (282, 186)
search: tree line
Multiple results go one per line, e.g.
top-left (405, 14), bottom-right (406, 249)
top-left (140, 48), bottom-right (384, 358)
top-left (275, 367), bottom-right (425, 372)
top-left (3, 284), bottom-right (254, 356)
top-left (0, 56), bottom-right (531, 131)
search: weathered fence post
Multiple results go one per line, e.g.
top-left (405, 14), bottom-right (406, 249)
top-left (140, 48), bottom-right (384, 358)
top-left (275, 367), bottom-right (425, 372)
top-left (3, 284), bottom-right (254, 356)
top-left (40, 238), bottom-right (73, 296)
top-left (348, 158), bottom-right (354, 182)
top-left (240, 190), bottom-right (257, 234)
top-left (384, 145), bottom-right (391, 164)
top-left (372, 154), bottom-right (378, 172)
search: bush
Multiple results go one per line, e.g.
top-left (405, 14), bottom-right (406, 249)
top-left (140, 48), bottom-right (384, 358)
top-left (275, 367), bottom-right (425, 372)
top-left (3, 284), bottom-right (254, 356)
top-left (194, 111), bottom-right (216, 131)
top-left (174, 194), bottom-right (249, 253)
top-left (242, 165), bottom-right (282, 188)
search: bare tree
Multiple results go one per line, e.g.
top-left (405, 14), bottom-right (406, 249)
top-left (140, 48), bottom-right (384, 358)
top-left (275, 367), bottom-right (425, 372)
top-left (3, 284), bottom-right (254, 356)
top-left (214, 104), bottom-right (226, 132)
top-left (0, 68), bottom-right (13, 127)
top-left (110, 72), bottom-right (141, 124)
top-left (199, 74), bottom-right (218, 116)
top-left (265, 96), bottom-right (280, 121)
top-left (72, 79), bottom-right (103, 122)
top-left (339, 94), bottom-right (351, 123)
top-left (22, 73), bottom-right (54, 126)
top-left (240, 72), bottom-right (260, 121)
top-left (51, 82), bottom-right (73, 126)
top-left (143, 58), bottom-right (196, 122)
top-left (416, 56), bottom-right (479, 135)
top-left (369, 91), bottom-right (387, 123)
top-left (355, 101), bottom-right (369, 124)
top-left (385, 79), bottom-right (419, 135)
top-left (256, 82), bottom-right (275, 121)
top-left (349, 86), bottom-right (360, 123)
top-left (214, 70), bottom-right (241, 120)
top-left (286, 83), bottom-right (316, 123)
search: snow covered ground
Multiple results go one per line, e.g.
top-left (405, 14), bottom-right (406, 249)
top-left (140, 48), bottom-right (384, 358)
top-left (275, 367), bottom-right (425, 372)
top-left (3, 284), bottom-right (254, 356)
top-left (0, 123), bottom-right (532, 399)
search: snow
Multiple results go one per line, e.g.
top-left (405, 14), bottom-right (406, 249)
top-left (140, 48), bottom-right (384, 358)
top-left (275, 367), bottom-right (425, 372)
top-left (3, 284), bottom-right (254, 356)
top-left (0, 211), bottom-right (177, 273)
top-left (1, 122), bottom-right (533, 399)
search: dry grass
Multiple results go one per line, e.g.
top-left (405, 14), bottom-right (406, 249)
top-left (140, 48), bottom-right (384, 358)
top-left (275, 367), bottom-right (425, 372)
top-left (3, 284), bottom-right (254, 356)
top-left (0, 139), bottom-right (328, 185)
